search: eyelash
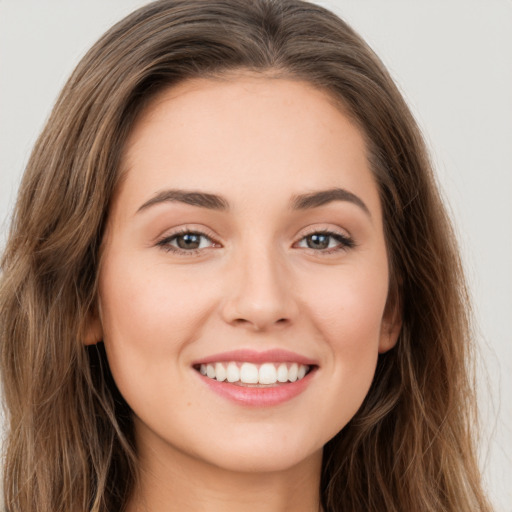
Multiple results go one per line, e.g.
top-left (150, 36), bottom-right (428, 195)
top-left (294, 230), bottom-right (355, 254)
top-left (156, 228), bottom-right (219, 256)
top-left (156, 228), bottom-right (355, 256)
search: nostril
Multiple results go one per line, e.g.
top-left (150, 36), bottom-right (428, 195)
top-left (233, 318), bottom-right (250, 326)
top-left (229, 316), bottom-right (290, 331)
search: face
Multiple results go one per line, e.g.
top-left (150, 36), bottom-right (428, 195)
top-left (91, 75), bottom-right (400, 475)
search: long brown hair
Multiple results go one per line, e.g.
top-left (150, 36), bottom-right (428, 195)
top-left (0, 1), bottom-right (492, 510)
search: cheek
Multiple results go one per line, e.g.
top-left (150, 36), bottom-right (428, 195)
top-left (100, 252), bottom-right (208, 339)
top-left (305, 261), bottom-right (388, 345)
top-left (300, 262), bottom-right (388, 412)
top-left (97, 253), bottom-right (213, 392)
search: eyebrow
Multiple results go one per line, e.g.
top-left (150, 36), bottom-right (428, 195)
top-left (291, 188), bottom-right (371, 216)
top-left (137, 189), bottom-right (229, 213)
top-left (136, 187), bottom-right (370, 217)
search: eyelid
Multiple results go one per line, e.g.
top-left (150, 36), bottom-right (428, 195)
top-left (154, 224), bottom-right (355, 256)
top-left (155, 225), bottom-right (222, 255)
top-left (155, 224), bottom-right (220, 242)
top-left (293, 225), bottom-right (356, 253)
top-left (298, 224), bottom-right (352, 238)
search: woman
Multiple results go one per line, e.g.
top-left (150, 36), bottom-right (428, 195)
top-left (0, 0), bottom-right (492, 510)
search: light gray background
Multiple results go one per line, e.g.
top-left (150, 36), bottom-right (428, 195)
top-left (1, 1), bottom-right (511, 510)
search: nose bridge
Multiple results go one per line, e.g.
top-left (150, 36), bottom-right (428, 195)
top-left (221, 237), bottom-right (297, 330)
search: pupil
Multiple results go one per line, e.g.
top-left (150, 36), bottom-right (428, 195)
top-left (177, 233), bottom-right (200, 249)
top-left (307, 234), bottom-right (329, 250)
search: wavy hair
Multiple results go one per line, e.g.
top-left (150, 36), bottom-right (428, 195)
top-left (0, 0), bottom-right (492, 510)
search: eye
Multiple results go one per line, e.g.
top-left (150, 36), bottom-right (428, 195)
top-left (295, 231), bottom-right (354, 252)
top-left (157, 230), bottom-right (218, 253)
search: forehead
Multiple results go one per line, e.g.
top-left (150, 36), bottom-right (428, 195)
top-left (115, 75), bottom-right (380, 219)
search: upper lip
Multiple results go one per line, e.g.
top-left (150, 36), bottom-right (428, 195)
top-left (191, 349), bottom-right (318, 367)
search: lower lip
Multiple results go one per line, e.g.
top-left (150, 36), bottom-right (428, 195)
top-left (196, 369), bottom-right (316, 407)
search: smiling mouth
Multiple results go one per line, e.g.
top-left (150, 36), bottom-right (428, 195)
top-left (193, 361), bottom-right (313, 386)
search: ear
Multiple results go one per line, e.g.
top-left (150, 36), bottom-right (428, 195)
top-left (378, 296), bottom-right (402, 354)
top-left (83, 309), bottom-right (104, 346)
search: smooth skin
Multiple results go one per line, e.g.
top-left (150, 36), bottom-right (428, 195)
top-left (87, 73), bottom-right (401, 512)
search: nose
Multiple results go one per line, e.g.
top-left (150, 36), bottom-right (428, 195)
top-left (220, 246), bottom-right (298, 332)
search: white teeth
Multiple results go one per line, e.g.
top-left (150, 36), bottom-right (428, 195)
top-left (240, 362), bottom-right (259, 384)
top-left (226, 362), bottom-right (240, 382)
top-left (277, 363), bottom-right (288, 382)
top-left (259, 363), bottom-right (277, 385)
top-left (206, 364), bottom-right (215, 379)
top-left (215, 362), bottom-right (226, 382)
top-left (198, 361), bottom-right (310, 385)
top-left (288, 363), bottom-right (298, 382)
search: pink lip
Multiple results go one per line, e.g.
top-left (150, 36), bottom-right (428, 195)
top-left (191, 349), bottom-right (318, 366)
top-left (191, 349), bottom-right (318, 407)
top-left (196, 368), bottom-right (316, 407)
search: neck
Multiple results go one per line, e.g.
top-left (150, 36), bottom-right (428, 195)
top-left (126, 429), bottom-right (324, 512)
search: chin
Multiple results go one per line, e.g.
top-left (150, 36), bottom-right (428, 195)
top-left (191, 428), bottom-right (326, 474)
top-left (209, 446), bottom-right (322, 474)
